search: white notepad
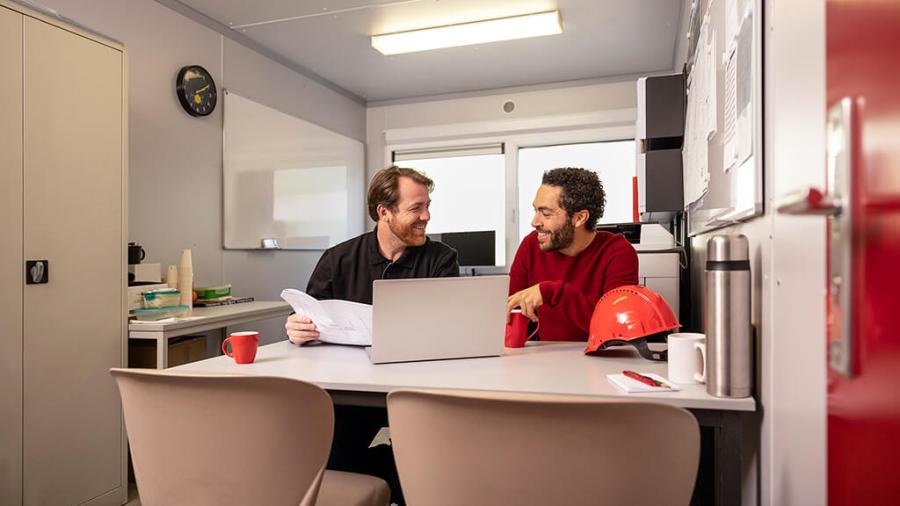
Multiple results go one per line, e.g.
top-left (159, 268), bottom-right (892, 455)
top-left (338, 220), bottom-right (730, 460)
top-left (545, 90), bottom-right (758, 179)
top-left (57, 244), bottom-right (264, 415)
top-left (607, 373), bottom-right (681, 394)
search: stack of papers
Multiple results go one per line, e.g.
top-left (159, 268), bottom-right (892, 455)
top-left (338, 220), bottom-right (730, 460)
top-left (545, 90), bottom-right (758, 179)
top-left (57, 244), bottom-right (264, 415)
top-left (280, 289), bottom-right (372, 346)
top-left (607, 373), bottom-right (681, 394)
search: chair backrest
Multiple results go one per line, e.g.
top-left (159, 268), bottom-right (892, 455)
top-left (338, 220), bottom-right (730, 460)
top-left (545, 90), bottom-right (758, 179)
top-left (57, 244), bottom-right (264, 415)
top-left (110, 369), bottom-right (334, 506)
top-left (387, 390), bottom-right (700, 506)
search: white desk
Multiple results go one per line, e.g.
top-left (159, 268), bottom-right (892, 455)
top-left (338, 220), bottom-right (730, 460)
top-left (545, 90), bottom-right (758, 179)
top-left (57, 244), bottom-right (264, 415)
top-left (128, 301), bottom-right (292, 368)
top-left (175, 340), bottom-right (754, 505)
top-left (176, 340), bottom-right (752, 411)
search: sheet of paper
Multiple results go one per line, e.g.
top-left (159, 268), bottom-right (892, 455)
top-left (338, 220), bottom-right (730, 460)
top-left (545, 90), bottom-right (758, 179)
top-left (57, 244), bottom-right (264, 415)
top-left (734, 11), bottom-right (754, 167)
top-left (723, 47), bottom-right (738, 172)
top-left (705, 34), bottom-right (718, 138)
top-left (724, 0), bottom-right (755, 174)
top-left (607, 373), bottom-right (682, 394)
top-left (280, 288), bottom-right (334, 325)
top-left (682, 12), bottom-right (714, 206)
top-left (280, 288), bottom-right (373, 346)
top-left (318, 299), bottom-right (373, 346)
top-left (368, 427), bottom-right (392, 448)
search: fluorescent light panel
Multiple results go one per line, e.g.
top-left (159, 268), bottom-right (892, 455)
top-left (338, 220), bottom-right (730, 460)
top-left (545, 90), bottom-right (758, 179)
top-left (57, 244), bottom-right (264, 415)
top-left (372, 11), bottom-right (562, 55)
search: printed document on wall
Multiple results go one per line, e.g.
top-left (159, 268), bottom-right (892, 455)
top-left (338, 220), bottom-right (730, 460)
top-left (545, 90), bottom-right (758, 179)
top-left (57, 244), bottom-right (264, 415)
top-left (683, 12), bottom-right (716, 206)
top-left (723, 0), bottom-right (754, 172)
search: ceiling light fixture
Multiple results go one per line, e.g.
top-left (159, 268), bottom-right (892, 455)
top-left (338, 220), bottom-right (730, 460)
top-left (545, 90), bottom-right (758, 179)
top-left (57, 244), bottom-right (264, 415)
top-left (371, 10), bottom-right (562, 55)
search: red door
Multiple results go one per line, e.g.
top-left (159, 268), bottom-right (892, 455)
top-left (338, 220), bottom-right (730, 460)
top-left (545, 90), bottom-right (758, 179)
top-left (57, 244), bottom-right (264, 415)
top-left (826, 2), bottom-right (900, 504)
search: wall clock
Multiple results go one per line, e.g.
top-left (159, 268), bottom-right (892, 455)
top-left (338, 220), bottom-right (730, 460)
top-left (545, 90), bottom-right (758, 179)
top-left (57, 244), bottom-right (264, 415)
top-left (176, 65), bottom-right (217, 117)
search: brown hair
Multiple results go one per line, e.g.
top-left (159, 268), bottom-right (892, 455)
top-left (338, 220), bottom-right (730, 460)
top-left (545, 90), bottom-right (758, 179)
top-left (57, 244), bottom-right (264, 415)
top-left (367, 165), bottom-right (434, 221)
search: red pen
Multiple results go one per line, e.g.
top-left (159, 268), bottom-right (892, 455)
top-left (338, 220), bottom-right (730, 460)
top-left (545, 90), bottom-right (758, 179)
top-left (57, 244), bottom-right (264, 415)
top-left (623, 370), bottom-right (665, 388)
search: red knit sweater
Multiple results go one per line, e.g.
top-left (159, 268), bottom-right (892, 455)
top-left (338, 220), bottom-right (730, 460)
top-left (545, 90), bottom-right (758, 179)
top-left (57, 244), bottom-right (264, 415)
top-left (508, 231), bottom-right (639, 341)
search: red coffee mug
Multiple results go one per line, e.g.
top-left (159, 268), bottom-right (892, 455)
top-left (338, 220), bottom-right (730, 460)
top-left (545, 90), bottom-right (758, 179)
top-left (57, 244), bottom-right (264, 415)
top-left (222, 331), bottom-right (259, 364)
top-left (505, 312), bottom-right (540, 348)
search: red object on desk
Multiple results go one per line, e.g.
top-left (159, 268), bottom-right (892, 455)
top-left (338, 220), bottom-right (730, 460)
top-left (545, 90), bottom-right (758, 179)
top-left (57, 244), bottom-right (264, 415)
top-left (222, 331), bottom-right (259, 364)
top-left (623, 370), bottom-right (661, 387)
top-left (505, 311), bottom-right (540, 348)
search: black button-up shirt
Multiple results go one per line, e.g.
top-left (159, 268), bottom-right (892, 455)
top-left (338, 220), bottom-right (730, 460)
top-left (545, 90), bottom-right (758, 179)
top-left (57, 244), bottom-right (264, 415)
top-left (306, 227), bottom-right (459, 304)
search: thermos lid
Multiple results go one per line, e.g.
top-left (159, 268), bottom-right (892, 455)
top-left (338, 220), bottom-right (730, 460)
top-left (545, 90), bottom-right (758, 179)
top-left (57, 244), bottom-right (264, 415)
top-left (707, 234), bottom-right (749, 262)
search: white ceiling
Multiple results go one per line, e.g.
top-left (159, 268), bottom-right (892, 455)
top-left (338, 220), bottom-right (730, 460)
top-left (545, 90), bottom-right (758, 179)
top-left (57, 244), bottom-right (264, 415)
top-left (174, 0), bottom-right (686, 103)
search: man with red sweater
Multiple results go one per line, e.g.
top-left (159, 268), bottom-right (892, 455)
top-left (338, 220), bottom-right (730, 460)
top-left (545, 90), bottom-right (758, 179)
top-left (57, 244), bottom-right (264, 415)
top-left (507, 167), bottom-right (638, 341)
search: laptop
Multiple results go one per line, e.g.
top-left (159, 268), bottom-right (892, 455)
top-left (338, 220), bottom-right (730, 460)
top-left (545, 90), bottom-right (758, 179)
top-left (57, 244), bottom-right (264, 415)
top-left (367, 275), bottom-right (509, 364)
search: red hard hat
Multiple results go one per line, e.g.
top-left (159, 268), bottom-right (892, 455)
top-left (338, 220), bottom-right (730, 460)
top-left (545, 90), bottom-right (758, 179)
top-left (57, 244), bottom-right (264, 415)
top-left (585, 285), bottom-right (680, 361)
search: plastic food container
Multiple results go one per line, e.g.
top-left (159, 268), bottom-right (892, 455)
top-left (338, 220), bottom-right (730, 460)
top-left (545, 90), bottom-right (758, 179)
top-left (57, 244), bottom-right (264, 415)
top-left (132, 305), bottom-right (190, 321)
top-left (194, 284), bottom-right (232, 300)
top-left (142, 288), bottom-right (181, 309)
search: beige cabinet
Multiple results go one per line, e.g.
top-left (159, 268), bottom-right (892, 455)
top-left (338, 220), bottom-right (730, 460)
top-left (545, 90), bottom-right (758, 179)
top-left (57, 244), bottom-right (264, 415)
top-left (0, 1), bottom-right (128, 505)
top-left (0, 4), bottom-right (25, 504)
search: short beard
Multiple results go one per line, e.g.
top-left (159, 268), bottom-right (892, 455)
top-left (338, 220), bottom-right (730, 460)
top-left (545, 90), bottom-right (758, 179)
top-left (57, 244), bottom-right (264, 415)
top-left (539, 220), bottom-right (575, 252)
top-left (388, 219), bottom-right (427, 246)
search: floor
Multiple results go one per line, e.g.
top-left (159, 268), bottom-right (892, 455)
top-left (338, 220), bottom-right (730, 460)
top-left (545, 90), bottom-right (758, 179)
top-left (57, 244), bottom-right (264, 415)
top-left (125, 483), bottom-right (140, 506)
top-left (125, 481), bottom-right (399, 505)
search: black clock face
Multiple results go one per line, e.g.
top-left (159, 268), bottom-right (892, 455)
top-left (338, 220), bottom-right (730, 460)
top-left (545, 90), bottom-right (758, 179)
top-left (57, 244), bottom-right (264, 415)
top-left (176, 65), bottom-right (217, 117)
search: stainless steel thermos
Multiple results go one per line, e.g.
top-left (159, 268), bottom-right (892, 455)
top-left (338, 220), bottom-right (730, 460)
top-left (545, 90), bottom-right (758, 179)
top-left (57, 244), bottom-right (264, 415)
top-left (704, 234), bottom-right (752, 398)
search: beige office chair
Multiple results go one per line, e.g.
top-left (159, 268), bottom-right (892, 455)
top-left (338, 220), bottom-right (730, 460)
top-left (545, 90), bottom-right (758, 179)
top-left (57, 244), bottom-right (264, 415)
top-left (111, 369), bottom-right (389, 506)
top-left (387, 389), bottom-right (700, 506)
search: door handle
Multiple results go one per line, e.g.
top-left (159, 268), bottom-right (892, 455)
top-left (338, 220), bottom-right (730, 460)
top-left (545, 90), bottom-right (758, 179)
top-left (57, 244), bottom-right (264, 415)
top-left (776, 187), bottom-right (841, 216)
top-left (776, 98), bottom-right (856, 378)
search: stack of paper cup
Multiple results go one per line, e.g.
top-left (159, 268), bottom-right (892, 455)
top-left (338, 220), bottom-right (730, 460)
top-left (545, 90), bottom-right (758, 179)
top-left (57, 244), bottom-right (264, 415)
top-left (178, 249), bottom-right (193, 308)
top-left (166, 265), bottom-right (178, 289)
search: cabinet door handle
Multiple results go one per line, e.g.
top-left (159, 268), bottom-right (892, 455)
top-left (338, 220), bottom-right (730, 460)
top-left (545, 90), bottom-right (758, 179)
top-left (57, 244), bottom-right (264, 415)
top-left (26, 260), bottom-right (49, 284)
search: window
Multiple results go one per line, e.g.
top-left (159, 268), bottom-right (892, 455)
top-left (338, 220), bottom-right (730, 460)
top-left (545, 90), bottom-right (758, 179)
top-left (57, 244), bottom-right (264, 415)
top-left (517, 140), bottom-right (635, 240)
top-left (391, 138), bottom-right (635, 268)
top-left (396, 152), bottom-right (506, 266)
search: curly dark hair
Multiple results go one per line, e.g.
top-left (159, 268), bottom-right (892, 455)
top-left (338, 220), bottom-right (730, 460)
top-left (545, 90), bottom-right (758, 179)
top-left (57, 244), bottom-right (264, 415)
top-left (541, 167), bottom-right (606, 229)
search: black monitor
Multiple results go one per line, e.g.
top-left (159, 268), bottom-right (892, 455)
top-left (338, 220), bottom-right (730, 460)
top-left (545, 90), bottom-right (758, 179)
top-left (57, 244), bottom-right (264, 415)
top-left (596, 223), bottom-right (642, 244)
top-left (430, 230), bottom-right (496, 267)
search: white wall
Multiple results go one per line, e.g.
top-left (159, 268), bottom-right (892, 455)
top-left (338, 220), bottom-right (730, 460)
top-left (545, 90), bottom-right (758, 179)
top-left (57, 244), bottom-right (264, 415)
top-left (691, 1), bottom-right (827, 505)
top-left (760, 0), bottom-right (827, 503)
top-left (367, 79), bottom-right (638, 178)
top-left (33, 0), bottom-right (366, 344)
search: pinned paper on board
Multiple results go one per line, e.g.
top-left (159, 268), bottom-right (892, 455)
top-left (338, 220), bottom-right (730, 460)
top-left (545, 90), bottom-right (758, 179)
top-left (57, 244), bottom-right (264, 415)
top-left (684, 0), bottom-right (762, 235)
top-left (734, 12), bottom-right (754, 166)
top-left (723, 1), bottom-right (754, 173)
top-left (682, 11), bottom-right (717, 206)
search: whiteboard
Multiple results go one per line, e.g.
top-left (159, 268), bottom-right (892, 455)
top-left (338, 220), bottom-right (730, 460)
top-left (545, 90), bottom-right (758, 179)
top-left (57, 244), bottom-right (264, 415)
top-left (683, 0), bottom-right (763, 236)
top-left (223, 91), bottom-right (365, 249)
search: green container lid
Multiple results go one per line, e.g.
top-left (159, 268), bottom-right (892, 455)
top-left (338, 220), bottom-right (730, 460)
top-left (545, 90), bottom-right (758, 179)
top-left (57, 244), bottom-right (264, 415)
top-left (194, 284), bottom-right (232, 300)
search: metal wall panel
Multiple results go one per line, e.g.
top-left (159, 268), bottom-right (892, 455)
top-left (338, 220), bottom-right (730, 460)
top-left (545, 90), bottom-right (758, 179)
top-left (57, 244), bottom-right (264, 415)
top-left (22, 16), bottom-right (124, 506)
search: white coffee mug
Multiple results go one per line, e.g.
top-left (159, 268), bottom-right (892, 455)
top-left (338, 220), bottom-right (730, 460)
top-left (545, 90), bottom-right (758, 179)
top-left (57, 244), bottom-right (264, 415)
top-left (667, 332), bottom-right (707, 384)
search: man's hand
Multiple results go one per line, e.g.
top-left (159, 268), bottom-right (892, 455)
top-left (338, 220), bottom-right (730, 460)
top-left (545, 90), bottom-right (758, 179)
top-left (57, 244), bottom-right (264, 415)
top-left (506, 283), bottom-right (543, 322)
top-left (285, 314), bottom-right (319, 345)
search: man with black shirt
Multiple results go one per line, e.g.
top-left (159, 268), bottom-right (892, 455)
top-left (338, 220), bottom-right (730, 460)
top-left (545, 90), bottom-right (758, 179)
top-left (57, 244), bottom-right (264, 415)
top-left (285, 165), bottom-right (458, 343)
top-left (284, 165), bottom-right (457, 504)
